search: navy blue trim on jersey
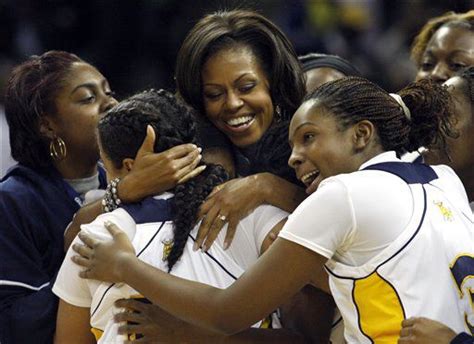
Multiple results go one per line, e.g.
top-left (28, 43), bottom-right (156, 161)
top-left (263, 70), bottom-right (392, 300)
top-left (451, 332), bottom-right (474, 344)
top-left (332, 315), bottom-right (343, 327)
top-left (325, 186), bottom-right (428, 280)
top-left (362, 162), bottom-right (438, 185)
top-left (91, 221), bottom-right (167, 317)
top-left (121, 197), bottom-right (174, 224)
top-left (188, 234), bottom-right (238, 280)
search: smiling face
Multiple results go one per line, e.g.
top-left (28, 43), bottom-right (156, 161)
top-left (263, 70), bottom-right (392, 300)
top-left (48, 62), bottom-right (118, 165)
top-left (201, 45), bottom-right (274, 147)
top-left (288, 101), bottom-right (364, 194)
top-left (416, 25), bottom-right (474, 83)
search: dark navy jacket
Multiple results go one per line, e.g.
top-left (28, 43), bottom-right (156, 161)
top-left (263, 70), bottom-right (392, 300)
top-left (0, 164), bottom-right (106, 344)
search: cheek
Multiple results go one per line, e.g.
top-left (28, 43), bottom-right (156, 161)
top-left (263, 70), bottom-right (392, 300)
top-left (415, 70), bottom-right (428, 81)
top-left (204, 101), bottom-right (221, 123)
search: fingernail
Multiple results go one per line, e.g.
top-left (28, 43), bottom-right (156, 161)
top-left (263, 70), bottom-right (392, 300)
top-left (201, 244), bottom-right (208, 252)
top-left (198, 154), bottom-right (202, 160)
top-left (197, 147), bottom-right (202, 153)
top-left (224, 241), bottom-right (230, 250)
top-left (193, 242), bottom-right (199, 251)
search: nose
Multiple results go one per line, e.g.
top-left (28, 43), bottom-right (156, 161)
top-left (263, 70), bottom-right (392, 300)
top-left (288, 147), bottom-right (303, 170)
top-left (430, 63), bottom-right (450, 83)
top-left (224, 90), bottom-right (244, 113)
top-left (101, 95), bottom-right (118, 113)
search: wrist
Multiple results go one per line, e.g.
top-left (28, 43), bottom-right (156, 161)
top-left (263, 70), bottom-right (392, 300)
top-left (117, 174), bottom-right (141, 203)
top-left (254, 173), bottom-right (274, 204)
top-left (117, 252), bottom-right (139, 283)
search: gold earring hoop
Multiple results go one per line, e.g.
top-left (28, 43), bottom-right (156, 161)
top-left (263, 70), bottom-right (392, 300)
top-left (49, 136), bottom-right (67, 161)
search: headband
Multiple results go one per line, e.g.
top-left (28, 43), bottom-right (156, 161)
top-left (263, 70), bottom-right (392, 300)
top-left (389, 93), bottom-right (411, 120)
top-left (298, 53), bottom-right (361, 76)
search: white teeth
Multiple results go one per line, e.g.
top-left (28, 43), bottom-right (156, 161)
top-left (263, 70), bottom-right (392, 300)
top-left (301, 170), bottom-right (319, 184)
top-left (226, 115), bottom-right (254, 126)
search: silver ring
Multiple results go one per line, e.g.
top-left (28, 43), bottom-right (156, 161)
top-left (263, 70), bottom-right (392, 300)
top-left (219, 215), bottom-right (227, 221)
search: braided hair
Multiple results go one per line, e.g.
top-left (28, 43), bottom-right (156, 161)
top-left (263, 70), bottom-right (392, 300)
top-left (97, 89), bottom-right (229, 272)
top-left (305, 76), bottom-right (457, 155)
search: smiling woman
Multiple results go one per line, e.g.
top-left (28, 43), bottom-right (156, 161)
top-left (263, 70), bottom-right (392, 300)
top-left (175, 9), bottom-right (306, 255)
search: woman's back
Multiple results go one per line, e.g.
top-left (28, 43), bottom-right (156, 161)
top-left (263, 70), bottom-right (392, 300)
top-left (53, 193), bottom-right (288, 342)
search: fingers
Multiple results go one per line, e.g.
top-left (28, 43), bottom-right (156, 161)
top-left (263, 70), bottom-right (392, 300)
top-left (194, 205), bottom-right (220, 251)
top-left (135, 125), bottom-right (157, 158)
top-left (165, 143), bottom-right (201, 160)
top-left (72, 243), bottom-right (93, 259)
top-left (201, 214), bottom-right (228, 252)
top-left (105, 221), bottom-right (125, 238)
top-left (173, 148), bottom-right (202, 177)
top-left (77, 231), bottom-right (97, 248)
top-left (71, 254), bottom-right (91, 268)
top-left (115, 299), bottom-right (148, 313)
top-left (115, 310), bottom-right (146, 324)
top-left (223, 218), bottom-right (239, 250)
top-left (401, 317), bottom-right (417, 328)
top-left (117, 322), bottom-right (143, 335)
top-left (177, 165), bottom-right (207, 184)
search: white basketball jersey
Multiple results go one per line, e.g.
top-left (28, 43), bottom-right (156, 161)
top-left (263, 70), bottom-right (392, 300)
top-left (325, 162), bottom-right (474, 343)
top-left (53, 194), bottom-right (288, 343)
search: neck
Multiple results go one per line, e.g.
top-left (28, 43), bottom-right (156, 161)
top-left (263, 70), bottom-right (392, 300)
top-left (54, 156), bottom-right (98, 179)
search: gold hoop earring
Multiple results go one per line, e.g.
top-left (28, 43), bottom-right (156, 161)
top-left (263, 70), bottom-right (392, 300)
top-left (49, 136), bottom-right (67, 161)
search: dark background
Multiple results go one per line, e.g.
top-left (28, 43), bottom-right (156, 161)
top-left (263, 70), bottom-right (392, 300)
top-left (1, 0), bottom-right (473, 100)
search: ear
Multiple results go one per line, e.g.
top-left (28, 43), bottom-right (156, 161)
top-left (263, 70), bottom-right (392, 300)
top-left (122, 158), bottom-right (135, 172)
top-left (38, 115), bottom-right (57, 140)
top-left (352, 120), bottom-right (376, 151)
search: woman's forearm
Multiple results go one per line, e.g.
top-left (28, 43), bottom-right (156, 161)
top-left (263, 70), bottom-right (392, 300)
top-left (257, 173), bottom-right (306, 212)
top-left (117, 239), bottom-right (320, 336)
top-left (64, 200), bottom-right (103, 251)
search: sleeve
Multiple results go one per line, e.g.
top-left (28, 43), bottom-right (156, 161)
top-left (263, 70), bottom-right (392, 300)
top-left (278, 178), bottom-right (355, 260)
top-left (53, 209), bottom-right (136, 307)
top-left (251, 204), bottom-right (289, 253)
top-left (0, 191), bottom-right (58, 344)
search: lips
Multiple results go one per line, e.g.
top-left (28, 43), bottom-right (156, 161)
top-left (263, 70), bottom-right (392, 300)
top-left (299, 169), bottom-right (322, 195)
top-left (300, 169), bottom-right (320, 186)
top-left (223, 114), bottom-right (256, 133)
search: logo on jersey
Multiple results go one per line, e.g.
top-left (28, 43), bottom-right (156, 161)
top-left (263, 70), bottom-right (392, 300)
top-left (434, 201), bottom-right (453, 221)
top-left (162, 238), bottom-right (174, 261)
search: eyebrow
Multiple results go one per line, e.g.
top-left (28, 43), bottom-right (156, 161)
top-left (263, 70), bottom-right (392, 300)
top-left (71, 79), bottom-right (108, 95)
top-left (203, 73), bottom-right (253, 87)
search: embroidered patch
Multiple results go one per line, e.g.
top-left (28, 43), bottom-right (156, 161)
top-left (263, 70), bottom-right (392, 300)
top-left (434, 201), bottom-right (453, 221)
top-left (162, 239), bottom-right (174, 261)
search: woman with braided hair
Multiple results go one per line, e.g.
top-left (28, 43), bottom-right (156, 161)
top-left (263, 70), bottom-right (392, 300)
top-left (74, 77), bottom-right (473, 343)
top-left (53, 89), bottom-right (290, 343)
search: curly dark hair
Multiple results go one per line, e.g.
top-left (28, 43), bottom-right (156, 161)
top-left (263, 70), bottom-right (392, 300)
top-left (252, 120), bottom-right (300, 185)
top-left (98, 89), bottom-right (229, 272)
top-left (175, 9), bottom-right (305, 121)
top-left (411, 10), bottom-right (474, 67)
top-left (459, 66), bottom-right (474, 104)
top-left (4, 50), bottom-right (83, 170)
top-left (305, 76), bottom-right (457, 155)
